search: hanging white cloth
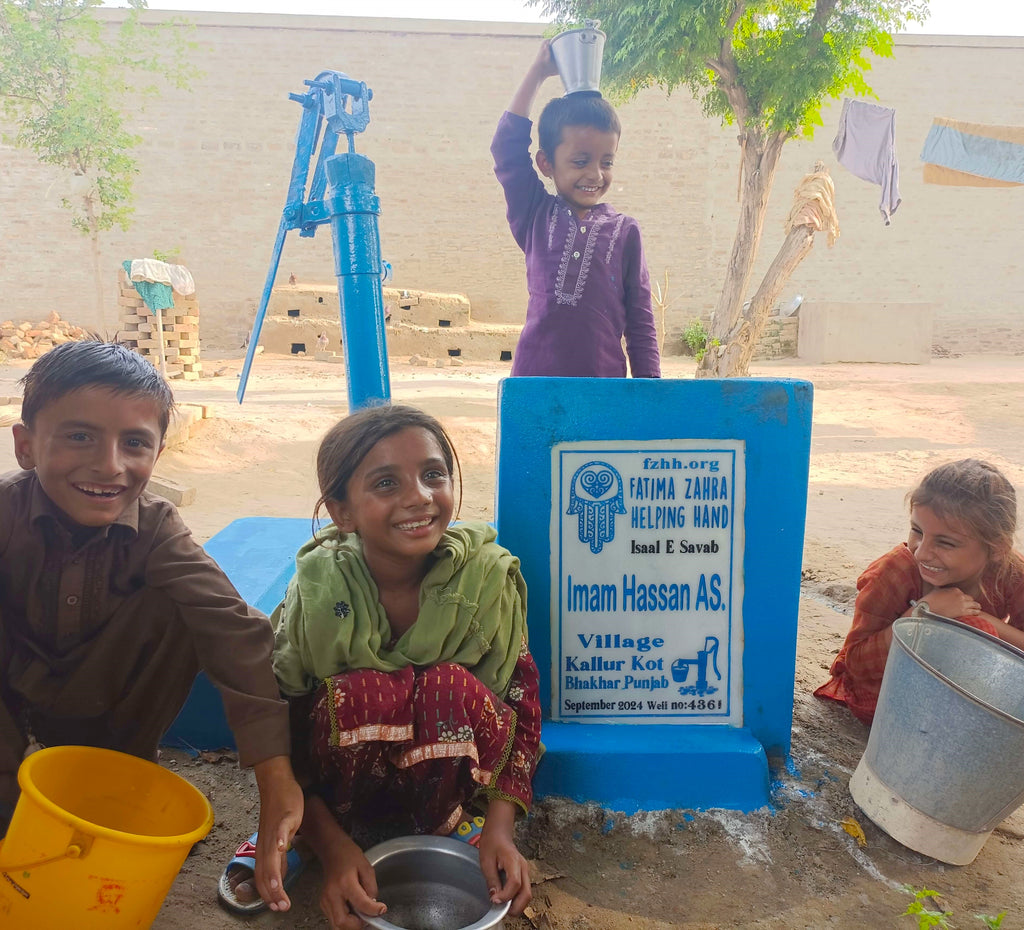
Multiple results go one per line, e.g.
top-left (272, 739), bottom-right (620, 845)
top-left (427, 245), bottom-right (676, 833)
top-left (130, 259), bottom-right (196, 296)
top-left (832, 98), bottom-right (902, 225)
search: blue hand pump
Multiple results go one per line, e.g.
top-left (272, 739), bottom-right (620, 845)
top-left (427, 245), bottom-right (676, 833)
top-left (236, 71), bottom-right (391, 410)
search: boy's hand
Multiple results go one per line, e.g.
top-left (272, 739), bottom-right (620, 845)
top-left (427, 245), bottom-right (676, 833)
top-left (509, 39), bottom-right (560, 117)
top-left (253, 755), bottom-right (304, 912)
top-left (531, 39), bottom-right (559, 81)
top-left (478, 800), bottom-right (532, 916)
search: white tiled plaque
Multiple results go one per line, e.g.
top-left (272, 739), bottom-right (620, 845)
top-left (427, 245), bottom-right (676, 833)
top-left (550, 440), bottom-right (745, 724)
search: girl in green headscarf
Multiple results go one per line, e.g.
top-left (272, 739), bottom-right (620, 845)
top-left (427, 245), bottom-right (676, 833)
top-left (228, 405), bottom-right (541, 929)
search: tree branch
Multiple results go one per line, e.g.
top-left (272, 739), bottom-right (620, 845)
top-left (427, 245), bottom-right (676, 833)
top-left (811, 0), bottom-right (839, 34)
top-left (714, 1), bottom-right (751, 127)
top-left (720, 0), bottom-right (746, 67)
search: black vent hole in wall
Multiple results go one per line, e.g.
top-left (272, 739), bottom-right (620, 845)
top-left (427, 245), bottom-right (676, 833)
top-left (291, 343), bottom-right (306, 354)
top-left (438, 319), bottom-right (451, 328)
top-left (287, 309), bottom-right (300, 317)
top-left (500, 350), bottom-right (512, 361)
top-left (447, 348), bottom-right (461, 357)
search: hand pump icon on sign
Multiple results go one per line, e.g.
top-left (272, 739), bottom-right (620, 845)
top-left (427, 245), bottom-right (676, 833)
top-left (671, 636), bottom-right (722, 697)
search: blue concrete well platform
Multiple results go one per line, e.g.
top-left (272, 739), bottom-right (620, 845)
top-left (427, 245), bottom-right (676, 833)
top-left (536, 723), bottom-right (768, 814)
top-left (496, 377), bottom-right (812, 814)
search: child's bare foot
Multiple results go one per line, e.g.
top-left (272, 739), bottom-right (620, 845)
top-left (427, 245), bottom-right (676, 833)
top-left (218, 832), bottom-right (311, 913)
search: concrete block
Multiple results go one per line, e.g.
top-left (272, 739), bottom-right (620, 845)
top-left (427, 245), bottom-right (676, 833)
top-left (535, 723), bottom-right (769, 813)
top-left (147, 474), bottom-right (196, 507)
top-left (797, 302), bottom-right (934, 364)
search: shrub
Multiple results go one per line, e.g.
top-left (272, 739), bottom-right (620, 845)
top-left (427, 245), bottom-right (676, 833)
top-left (682, 319), bottom-right (718, 362)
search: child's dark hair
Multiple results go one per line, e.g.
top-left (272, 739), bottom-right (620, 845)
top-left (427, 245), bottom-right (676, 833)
top-left (538, 93), bottom-right (621, 160)
top-left (314, 404), bottom-right (462, 530)
top-left (19, 340), bottom-right (175, 436)
top-left (908, 458), bottom-right (1022, 594)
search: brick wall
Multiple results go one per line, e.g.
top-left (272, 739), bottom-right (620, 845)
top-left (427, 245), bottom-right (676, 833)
top-left (752, 317), bottom-right (798, 361)
top-left (1, 15), bottom-right (1022, 355)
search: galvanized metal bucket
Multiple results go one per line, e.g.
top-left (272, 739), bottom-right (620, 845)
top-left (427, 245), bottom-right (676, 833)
top-left (850, 609), bottom-right (1024, 864)
top-left (549, 20), bottom-right (606, 95)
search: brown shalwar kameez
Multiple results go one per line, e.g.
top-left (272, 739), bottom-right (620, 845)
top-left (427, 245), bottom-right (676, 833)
top-left (0, 470), bottom-right (289, 807)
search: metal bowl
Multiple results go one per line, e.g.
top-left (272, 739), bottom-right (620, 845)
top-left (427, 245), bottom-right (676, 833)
top-left (358, 835), bottom-right (509, 930)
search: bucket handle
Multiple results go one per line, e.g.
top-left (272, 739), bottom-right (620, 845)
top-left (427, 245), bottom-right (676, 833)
top-left (578, 18), bottom-right (602, 43)
top-left (0, 829), bottom-right (94, 872)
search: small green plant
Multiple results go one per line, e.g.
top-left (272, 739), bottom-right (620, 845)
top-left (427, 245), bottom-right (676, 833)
top-left (903, 888), bottom-right (952, 930)
top-left (153, 247), bottom-right (182, 264)
top-left (901, 886), bottom-right (1007, 929)
top-left (681, 319), bottom-right (717, 361)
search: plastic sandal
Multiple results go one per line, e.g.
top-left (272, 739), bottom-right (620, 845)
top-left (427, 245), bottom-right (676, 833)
top-left (216, 831), bottom-right (306, 915)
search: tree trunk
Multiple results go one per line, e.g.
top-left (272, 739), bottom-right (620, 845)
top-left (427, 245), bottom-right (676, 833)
top-left (85, 194), bottom-right (109, 339)
top-left (696, 131), bottom-right (787, 378)
top-left (716, 224), bottom-right (816, 377)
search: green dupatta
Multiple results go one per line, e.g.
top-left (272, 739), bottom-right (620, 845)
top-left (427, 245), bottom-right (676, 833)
top-left (272, 522), bottom-right (527, 699)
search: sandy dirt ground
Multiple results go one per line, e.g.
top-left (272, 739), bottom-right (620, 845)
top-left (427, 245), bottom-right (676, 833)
top-left (2, 352), bottom-right (1024, 930)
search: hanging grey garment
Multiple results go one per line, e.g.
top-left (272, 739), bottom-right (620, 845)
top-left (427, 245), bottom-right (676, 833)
top-left (832, 98), bottom-right (902, 225)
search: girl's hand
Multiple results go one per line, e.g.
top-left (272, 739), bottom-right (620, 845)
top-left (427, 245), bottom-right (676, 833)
top-left (924, 587), bottom-right (981, 619)
top-left (478, 801), bottom-right (532, 916)
top-left (318, 835), bottom-right (387, 930)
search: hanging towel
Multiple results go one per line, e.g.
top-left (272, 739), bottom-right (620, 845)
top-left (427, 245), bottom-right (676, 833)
top-left (122, 260), bottom-right (174, 312)
top-left (920, 117), bottom-right (1024, 187)
top-left (832, 98), bottom-right (902, 225)
top-left (166, 264), bottom-right (195, 296)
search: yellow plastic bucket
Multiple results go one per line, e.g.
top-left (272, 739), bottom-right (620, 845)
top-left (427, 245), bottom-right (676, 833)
top-left (0, 745), bottom-right (214, 929)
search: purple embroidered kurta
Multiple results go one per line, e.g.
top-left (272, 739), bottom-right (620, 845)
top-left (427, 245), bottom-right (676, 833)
top-left (491, 111), bottom-right (661, 378)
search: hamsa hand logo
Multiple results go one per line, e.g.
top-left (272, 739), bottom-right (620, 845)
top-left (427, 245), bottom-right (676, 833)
top-left (567, 461), bottom-right (625, 554)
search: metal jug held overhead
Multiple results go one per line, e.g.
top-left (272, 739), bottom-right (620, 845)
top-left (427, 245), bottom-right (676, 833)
top-left (549, 19), bottom-right (606, 96)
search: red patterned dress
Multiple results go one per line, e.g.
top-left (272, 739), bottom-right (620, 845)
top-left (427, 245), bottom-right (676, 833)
top-left (307, 645), bottom-right (540, 835)
top-left (814, 543), bottom-right (1024, 724)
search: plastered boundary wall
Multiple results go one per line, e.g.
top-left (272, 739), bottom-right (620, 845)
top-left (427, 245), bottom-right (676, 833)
top-left (1, 13), bottom-right (1022, 354)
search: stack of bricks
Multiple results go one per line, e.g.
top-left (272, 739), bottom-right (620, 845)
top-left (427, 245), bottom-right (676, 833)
top-left (118, 269), bottom-right (202, 380)
top-left (0, 312), bottom-right (93, 360)
top-left (751, 316), bottom-right (799, 361)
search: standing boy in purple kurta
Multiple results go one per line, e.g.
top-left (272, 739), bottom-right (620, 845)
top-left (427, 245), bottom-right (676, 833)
top-left (492, 40), bottom-right (661, 379)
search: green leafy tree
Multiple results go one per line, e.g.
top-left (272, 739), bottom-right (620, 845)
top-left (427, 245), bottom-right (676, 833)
top-left (531, 0), bottom-right (927, 376)
top-left (0, 0), bottom-right (194, 335)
